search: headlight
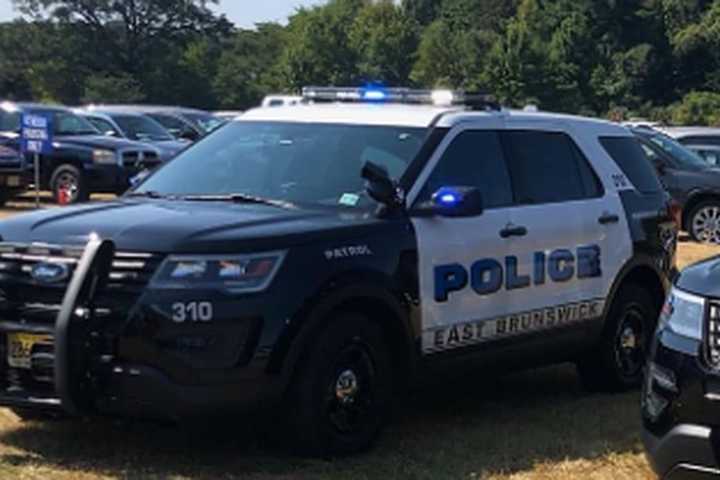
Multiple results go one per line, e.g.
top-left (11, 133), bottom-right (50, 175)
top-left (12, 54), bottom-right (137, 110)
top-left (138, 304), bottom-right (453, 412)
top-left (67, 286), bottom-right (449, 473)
top-left (659, 287), bottom-right (706, 340)
top-left (92, 149), bottom-right (117, 165)
top-left (150, 251), bottom-right (286, 293)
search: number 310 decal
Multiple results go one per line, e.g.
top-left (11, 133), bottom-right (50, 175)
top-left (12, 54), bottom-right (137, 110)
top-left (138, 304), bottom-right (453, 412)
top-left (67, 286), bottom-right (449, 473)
top-left (172, 302), bottom-right (214, 323)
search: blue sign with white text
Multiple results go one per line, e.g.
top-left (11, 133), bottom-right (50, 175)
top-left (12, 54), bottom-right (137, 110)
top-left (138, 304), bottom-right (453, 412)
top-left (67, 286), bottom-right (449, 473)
top-left (21, 113), bottom-right (53, 155)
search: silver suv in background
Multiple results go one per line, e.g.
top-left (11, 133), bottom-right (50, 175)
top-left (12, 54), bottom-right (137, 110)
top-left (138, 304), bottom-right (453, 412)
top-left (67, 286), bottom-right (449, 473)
top-left (78, 109), bottom-right (188, 162)
top-left (88, 105), bottom-right (225, 142)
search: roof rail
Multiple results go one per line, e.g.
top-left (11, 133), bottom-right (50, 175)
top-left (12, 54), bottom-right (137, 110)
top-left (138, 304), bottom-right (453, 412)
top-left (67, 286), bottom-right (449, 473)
top-left (301, 86), bottom-right (501, 111)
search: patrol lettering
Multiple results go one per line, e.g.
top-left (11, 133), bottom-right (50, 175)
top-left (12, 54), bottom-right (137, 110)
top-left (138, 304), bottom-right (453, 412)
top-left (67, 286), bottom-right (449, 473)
top-left (434, 245), bottom-right (602, 302)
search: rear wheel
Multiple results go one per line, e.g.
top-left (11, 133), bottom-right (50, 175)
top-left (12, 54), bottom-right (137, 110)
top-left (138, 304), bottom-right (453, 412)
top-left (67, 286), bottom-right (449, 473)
top-left (50, 164), bottom-right (89, 204)
top-left (689, 200), bottom-right (720, 243)
top-left (577, 284), bottom-right (659, 392)
top-left (286, 313), bottom-right (393, 456)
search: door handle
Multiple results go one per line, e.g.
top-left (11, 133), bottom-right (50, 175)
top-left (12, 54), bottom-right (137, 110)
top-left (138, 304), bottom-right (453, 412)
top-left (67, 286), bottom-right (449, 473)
top-left (500, 224), bottom-right (528, 238)
top-left (598, 213), bottom-right (620, 225)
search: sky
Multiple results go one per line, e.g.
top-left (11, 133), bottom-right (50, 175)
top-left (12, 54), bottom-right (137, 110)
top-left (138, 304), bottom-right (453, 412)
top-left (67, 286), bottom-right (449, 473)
top-left (0, 0), bottom-right (326, 28)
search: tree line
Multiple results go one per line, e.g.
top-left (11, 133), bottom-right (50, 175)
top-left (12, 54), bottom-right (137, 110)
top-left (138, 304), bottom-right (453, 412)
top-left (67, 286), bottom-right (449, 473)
top-left (1, 0), bottom-right (720, 125)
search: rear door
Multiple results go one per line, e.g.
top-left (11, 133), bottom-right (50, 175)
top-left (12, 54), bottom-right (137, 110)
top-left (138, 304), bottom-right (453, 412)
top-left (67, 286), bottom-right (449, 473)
top-left (498, 125), bottom-right (630, 330)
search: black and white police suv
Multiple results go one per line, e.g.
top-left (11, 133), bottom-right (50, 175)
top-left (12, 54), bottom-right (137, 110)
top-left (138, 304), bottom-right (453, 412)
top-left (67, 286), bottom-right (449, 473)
top-left (0, 87), bottom-right (676, 455)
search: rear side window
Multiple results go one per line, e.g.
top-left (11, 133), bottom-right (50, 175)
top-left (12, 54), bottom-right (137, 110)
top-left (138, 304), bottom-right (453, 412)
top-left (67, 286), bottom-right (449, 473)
top-left (600, 136), bottom-right (663, 193)
top-left (0, 111), bottom-right (20, 132)
top-left (502, 131), bottom-right (602, 205)
top-left (681, 136), bottom-right (720, 146)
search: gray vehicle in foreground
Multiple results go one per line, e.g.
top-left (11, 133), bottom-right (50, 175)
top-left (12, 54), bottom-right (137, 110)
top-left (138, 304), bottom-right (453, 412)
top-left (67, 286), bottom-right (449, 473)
top-left (77, 109), bottom-right (188, 162)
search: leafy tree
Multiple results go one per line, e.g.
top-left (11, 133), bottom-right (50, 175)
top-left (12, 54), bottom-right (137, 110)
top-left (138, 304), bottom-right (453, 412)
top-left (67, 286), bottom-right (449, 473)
top-left (671, 91), bottom-right (720, 126)
top-left (213, 23), bottom-right (287, 109)
top-left (349, 1), bottom-right (419, 85)
top-left (279, 0), bottom-right (365, 89)
top-left (82, 73), bottom-right (145, 103)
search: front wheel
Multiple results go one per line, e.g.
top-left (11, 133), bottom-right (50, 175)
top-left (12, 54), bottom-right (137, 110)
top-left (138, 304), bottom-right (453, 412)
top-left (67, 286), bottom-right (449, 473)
top-left (577, 284), bottom-right (659, 392)
top-left (689, 201), bottom-right (720, 243)
top-left (50, 164), bottom-right (89, 204)
top-left (286, 313), bottom-right (393, 456)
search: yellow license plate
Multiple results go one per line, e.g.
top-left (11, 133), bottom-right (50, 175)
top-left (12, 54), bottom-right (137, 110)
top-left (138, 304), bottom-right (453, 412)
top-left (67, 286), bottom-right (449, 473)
top-left (7, 333), bottom-right (52, 369)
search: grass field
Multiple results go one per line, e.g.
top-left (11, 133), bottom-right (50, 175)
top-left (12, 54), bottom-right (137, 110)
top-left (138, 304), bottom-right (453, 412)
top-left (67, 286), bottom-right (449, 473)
top-left (0, 199), bottom-right (716, 479)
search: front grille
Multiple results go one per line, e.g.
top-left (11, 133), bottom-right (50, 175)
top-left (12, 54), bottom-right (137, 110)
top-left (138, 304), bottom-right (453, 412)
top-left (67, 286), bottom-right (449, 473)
top-left (706, 301), bottom-right (720, 367)
top-left (0, 242), bottom-right (163, 325)
top-left (122, 151), bottom-right (160, 169)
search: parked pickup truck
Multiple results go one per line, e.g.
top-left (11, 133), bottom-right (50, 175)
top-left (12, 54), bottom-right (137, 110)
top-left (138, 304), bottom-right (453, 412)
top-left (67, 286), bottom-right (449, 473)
top-left (0, 102), bottom-right (162, 204)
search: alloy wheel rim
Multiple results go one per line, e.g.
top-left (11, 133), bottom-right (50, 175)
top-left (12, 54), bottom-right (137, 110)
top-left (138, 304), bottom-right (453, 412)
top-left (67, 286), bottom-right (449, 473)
top-left (615, 307), bottom-right (645, 379)
top-left (57, 173), bottom-right (79, 203)
top-left (692, 206), bottom-right (720, 243)
top-left (324, 343), bottom-right (377, 435)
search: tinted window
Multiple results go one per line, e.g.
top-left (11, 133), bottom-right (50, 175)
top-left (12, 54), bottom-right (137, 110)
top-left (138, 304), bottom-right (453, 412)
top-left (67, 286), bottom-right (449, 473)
top-left (87, 117), bottom-right (120, 136)
top-left (503, 131), bottom-right (602, 204)
top-left (112, 114), bottom-right (173, 141)
top-left (601, 137), bottom-right (664, 194)
top-left (137, 122), bottom-right (427, 209)
top-left (0, 111), bottom-right (20, 132)
top-left (418, 130), bottom-right (512, 209)
top-left (681, 136), bottom-right (720, 147)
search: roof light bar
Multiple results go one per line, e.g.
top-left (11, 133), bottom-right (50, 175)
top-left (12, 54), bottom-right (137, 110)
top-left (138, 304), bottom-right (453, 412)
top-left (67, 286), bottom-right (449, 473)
top-left (302, 87), bottom-right (500, 111)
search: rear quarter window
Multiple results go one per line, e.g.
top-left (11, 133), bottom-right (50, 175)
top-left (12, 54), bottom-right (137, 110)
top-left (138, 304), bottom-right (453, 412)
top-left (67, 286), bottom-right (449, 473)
top-left (599, 136), bottom-right (663, 194)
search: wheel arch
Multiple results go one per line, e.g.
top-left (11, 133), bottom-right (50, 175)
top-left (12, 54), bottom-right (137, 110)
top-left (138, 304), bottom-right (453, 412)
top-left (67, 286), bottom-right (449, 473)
top-left (604, 256), bottom-right (668, 328)
top-left (271, 270), bottom-right (418, 395)
top-left (682, 190), bottom-right (720, 232)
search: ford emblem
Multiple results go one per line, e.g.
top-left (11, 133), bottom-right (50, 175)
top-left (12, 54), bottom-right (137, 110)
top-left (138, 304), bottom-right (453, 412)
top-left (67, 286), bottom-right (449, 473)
top-left (30, 262), bottom-right (70, 284)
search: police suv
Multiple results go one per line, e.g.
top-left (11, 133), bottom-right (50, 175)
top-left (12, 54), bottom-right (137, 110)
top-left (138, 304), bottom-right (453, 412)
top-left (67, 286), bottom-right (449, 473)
top-left (0, 87), bottom-right (676, 455)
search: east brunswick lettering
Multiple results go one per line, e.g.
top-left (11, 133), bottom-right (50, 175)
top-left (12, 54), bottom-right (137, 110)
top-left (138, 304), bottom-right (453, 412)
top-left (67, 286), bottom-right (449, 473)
top-left (425, 299), bottom-right (605, 353)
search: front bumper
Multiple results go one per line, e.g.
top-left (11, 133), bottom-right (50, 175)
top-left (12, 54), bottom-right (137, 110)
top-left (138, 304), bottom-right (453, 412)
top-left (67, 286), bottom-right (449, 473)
top-left (643, 329), bottom-right (720, 478)
top-left (0, 240), bottom-right (286, 420)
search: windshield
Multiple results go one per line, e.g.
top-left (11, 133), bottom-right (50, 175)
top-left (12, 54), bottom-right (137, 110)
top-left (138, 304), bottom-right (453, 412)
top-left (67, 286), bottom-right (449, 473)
top-left (112, 114), bottom-right (174, 141)
top-left (135, 121), bottom-right (427, 208)
top-left (47, 111), bottom-right (100, 136)
top-left (648, 132), bottom-right (709, 168)
top-left (181, 112), bottom-right (225, 133)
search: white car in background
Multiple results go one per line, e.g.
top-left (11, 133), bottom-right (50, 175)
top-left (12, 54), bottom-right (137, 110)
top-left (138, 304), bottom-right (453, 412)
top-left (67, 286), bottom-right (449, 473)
top-left (261, 95), bottom-right (302, 108)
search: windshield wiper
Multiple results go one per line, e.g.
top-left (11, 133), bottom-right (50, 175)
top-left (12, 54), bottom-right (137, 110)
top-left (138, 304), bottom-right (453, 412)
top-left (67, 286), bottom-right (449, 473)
top-left (182, 193), bottom-right (296, 209)
top-left (126, 190), bottom-right (168, 199)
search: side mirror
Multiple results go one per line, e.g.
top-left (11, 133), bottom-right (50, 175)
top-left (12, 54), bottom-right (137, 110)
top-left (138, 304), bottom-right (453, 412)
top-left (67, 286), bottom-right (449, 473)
top-left (362, 161), bottom-right (401, 207)
top-left (179, 129), bottom-right (200, 142)
top-left (414, 186), bottom-right (484, 218)
top-left (652, 158), bottom-right (667, 174)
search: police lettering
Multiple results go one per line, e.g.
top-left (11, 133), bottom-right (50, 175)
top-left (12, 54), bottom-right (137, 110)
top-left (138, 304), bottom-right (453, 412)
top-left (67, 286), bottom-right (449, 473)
top-left (434, 245), bottom-right (601, 302)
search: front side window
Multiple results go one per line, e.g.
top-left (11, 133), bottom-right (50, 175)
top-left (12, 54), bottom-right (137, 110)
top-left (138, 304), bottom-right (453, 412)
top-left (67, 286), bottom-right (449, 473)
top-left (136, 121), bottom-right (427, 209)
top-left (647, 132), bottom-right (707, 169)
top-left (0, 111), bottom-right (20, 133)
top-left (503, 130), bottom-right (602, 205)
top-left (48, 111), bottom-right (99, 136)
top-left (112, 114), bottom-right (173, 141)
top-left (87, 117), bottom-right (120, 136)
top-left (417, 130), bottom-right (513, 209)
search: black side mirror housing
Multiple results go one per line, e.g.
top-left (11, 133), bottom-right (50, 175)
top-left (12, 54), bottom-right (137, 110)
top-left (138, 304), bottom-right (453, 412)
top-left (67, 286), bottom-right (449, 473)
top-left (362, 161), bottom-right (401, 208)
top-left (413, 186), bottom-right (484, 218)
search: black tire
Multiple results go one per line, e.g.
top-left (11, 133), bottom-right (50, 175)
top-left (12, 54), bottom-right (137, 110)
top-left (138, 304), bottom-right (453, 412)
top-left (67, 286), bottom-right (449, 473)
top-left (10, 407), bottom-right (64, 421)
top-left (50, 164), bottom-right (89, 204)
top-left (688, 200), bottom-right (720, 243)
top-left (577, 284), bottom-right (659, 392)
top-left (286, 312), bottom-right (393, 457)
